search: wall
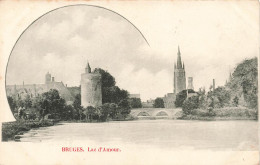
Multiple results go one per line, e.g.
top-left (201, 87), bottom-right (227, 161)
top-left (80, 72), bottom-right (102, 108)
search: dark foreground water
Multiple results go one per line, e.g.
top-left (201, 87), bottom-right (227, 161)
top-left (18, 120), bottom-right (258, 150)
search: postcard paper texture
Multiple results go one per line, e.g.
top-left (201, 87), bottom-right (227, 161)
top-left (0, 0), bottom-right (259, 165)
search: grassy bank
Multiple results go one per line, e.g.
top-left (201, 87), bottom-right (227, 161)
top-left (60, 115), bottom-right (138, 123)
top-left (178, 107), bottom-right (258, 120)
top-left (2, 120), bottom-right (56, 141)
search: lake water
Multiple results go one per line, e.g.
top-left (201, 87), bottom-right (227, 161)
top-left (18, 120), bottom-right (258, 150)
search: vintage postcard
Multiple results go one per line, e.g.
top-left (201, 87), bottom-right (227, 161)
top-left (0, 0), bottom-right (259, 165)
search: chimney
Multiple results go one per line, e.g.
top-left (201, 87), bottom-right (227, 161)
top-left (52, 77), bottom-right (55, 82)
top-left (66, 84), bottom-right (67, 87)
top-left (213, 79), bottom-right (215, 91)
top-left (187, 77), bottom-right (194, 90)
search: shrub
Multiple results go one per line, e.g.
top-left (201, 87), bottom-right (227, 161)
top-left (2, 120), bottom-right (54, 141)
top-left (213, 107), bottom-right (257, 118)
top-left (182, 96), bottom-right (199, 115)
top-left (153, 98), bottom-right (165, 108)
top-left (227, 57), bottom-right (258, 109)
top-left (129, 98), bottom-right (142, 108)
top-left (175, 89), bottom-right (196, 107)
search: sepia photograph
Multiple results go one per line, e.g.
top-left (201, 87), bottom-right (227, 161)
top-left (0, 1), bottom-right (259, 164)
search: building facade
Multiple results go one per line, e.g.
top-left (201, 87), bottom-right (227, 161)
top-left (6, 72), bottom-right (74, 104)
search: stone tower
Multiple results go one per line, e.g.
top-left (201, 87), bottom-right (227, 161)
top-left (81, 61), bottom-right (102, 108)
top-left (187, 77), bottom-right (194, 90)
top-left (45, 72), bottom-right (51, 84)
top-left (174, 46), bottom-right (186, 94)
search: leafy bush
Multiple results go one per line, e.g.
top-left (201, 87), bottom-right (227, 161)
top-left (118, 99), bottom-right (131, 119)
top-left (227, 57), bottom-right (258, 109)
top-left (94, 68), bottom-right (129, 104)
top-left (207, 87), bottom-right (231, 108)
top-left (2, 120), bottom-right (55, 141)
top-left (129, 98), bottom-right (142, 108)
top-left (153, 98), bottom-right (165, 108)
top-left (175, 89), bottom-right (196, 107)
top-left (179, 107), bottom-right (257, 120)
top-left (182, 96), bottom-right (199, 115)
top-left (213, 107), bottom-right (257, 118)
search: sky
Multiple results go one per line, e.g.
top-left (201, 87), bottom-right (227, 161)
top-left (6, 2), bottom-right (259, 101)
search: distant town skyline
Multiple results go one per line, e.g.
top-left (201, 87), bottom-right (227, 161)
top-left (6, 2), bottom-right (259, 101)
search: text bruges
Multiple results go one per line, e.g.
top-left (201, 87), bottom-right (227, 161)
top-left (62, 147), bottom-right (121, 152)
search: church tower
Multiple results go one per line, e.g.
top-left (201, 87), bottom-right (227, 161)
top-left (174, 46), bottom-right (186, 94)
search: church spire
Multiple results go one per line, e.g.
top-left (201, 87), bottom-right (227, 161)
top-left (85, 61), bottom-right (91, 73)
top-left (177, 45), bottom-right (182, 69)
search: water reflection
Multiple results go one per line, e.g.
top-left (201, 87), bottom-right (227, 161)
top-left (18, 120), bottom-right (258, 150)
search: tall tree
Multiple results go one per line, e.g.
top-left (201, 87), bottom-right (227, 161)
top-left (153, 98), bottom-right (165, 108)
top-left (227, 57), bottom-right (258, 109)
top-left (94, 68), bottom-right (129, 104)
top-left (7, 96), bottom-right (17, 113)
top-left (118, 99), bottom-right (131, 118)
top-left (73, 94), bottom-right (83, 120)
top-left (36, 89), bottom-right (66, 119)
top-left (129, 98), bottom-right (142, 108)
top-left (207, 87), bottom-right (231, 108)
top-left (175, 89), bottom-right (195, 107)
top-left (24, 94), bottom-right (32, 109)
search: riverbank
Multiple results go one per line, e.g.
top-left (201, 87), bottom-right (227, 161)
top-left (2, 115), bottom-right (137, 141)
top-left (2, 107), bottom-right (257, 141)
top-left (177, 107), bottom-right (258, 121)
top-left (2, 120), bottom-right (56, 141)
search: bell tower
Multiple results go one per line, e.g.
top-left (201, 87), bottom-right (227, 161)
top-left (174, 46), bottom-right (186, 94)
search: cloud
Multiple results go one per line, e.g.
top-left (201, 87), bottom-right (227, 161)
top-left (6, 4), bottom-right (258, 101)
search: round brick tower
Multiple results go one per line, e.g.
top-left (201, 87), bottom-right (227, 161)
top-left (80, 62), bottom-right (102, 108)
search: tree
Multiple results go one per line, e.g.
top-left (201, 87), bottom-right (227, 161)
top-left (94, 68), bottom-right (115, 104)
top-left (97, 105), bottom-right (108, 122)
top-left (73, 94), bottom-right (83, 120)
top-left (129, 98), bottom-right (142, 108)
top-left (227, 57), bottom-right (258, 109)
top-left (175, 89), bottom-right (195, 107)
top-left (94, 68), bottom-right (116, 88)
top-left (182, 96), bottom-right (199, 115)
top-left (17, 96), bottom-right (25, 108)
top-left (85, 106), bottom-right (99, 121)
top-left (207, 87), bottom-right (230, 108)
top-left (118, 99), bottom-right (131, 119)
top-left (7, 96), bottom-right (17, 113)
top-left (24, 94), bottom-right (32, 109)
top-left (108, 103), bottom-right (118, 119)
top-left (233, 96), bottom-right (239, 107)
top-left (98, 103), bottom-right (118, 121)
top-left (197, 88), bottom-right (207, 109)
top-left (153, 98), bottom-right (165, 108)
top-left (61, 105), bottom-right (74, 121)
top-left (94, 68), bottom-right (129, 104)
top-left (36, 89), bottom-right (66, 120)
